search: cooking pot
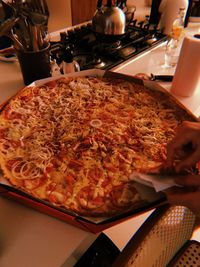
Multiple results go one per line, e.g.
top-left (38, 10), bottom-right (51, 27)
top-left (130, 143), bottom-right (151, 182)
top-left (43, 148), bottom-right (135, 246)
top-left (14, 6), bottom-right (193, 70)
top-left (92, 0), bottom-right (126, 36)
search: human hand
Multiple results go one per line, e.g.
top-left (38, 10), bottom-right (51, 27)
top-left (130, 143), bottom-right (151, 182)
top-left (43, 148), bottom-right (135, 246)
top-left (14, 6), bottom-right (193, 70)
top-left (164, 174), bottom-right (200, 217)
top-left (167, 121), bottom-right (200, 172)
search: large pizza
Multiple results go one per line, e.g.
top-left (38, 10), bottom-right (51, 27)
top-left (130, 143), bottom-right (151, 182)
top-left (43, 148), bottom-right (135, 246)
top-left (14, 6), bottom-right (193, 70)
top-left (0, 75), bottom-right (193, 216)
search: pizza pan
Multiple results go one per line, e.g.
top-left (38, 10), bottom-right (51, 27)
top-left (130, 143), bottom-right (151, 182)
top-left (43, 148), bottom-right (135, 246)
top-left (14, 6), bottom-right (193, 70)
top-left (0, 69), bottom-right (198, 233)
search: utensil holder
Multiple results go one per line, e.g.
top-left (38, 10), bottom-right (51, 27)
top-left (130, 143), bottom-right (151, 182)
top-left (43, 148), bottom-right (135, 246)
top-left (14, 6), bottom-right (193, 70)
top-left (16, 44), bottom-right (51, 85)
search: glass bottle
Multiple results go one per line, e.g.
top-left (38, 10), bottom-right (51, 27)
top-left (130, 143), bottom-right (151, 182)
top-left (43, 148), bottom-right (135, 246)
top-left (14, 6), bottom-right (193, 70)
top-left (164, 7), bottom-right (186, 68)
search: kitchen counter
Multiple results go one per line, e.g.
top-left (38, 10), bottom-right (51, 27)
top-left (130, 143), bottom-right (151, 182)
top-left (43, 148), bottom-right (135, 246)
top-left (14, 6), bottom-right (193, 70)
top-left (0, 22), bottom-right (200, 267)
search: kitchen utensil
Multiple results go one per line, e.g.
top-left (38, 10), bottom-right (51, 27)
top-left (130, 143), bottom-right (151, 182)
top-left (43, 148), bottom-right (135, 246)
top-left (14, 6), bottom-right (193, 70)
top-left (134, 73), bottom-right (173, 82)
top-left (7, 1), bottom-right (33, 51)
top-left (21, 0), bottom-right (49, 51)
top-left (26, 0), bottom-right (49, 26)
top-left (150, 74), bottom-right (173, 81)
top-left (92, 0), bottom-right (126, 35)
top-left (0, 17), bottom-right (24, 50)
top-left (37, 0), bottom-right (49, 17)
top-left (1, 0), bottom-right (16, 18)
top-left (14, 16), bottom-right (33, 50)
top-left (22, 9), bottom-right (48, 50)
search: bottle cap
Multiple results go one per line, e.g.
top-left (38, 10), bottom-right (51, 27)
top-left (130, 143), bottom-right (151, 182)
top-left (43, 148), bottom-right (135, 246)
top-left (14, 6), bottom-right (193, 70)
top-left (63, 46), bottom-right (73, 63)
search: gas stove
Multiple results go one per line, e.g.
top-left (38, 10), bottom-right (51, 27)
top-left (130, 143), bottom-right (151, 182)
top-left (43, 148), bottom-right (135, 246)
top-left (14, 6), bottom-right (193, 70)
top-left (50, 20), bottom-right (167, 71)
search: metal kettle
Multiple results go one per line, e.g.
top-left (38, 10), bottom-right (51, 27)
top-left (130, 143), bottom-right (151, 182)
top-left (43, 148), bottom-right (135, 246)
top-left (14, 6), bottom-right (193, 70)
top-left (92, 0), bottom-right (126, 36)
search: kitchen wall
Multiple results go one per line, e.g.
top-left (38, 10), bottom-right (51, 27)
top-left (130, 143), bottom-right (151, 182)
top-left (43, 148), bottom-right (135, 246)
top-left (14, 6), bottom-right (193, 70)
top-left (47, 0), bottom-right (72, 32)
top-left (127, 0), bottom-right (151, 20)
top-left (127, 0), bottom-right (152, 7)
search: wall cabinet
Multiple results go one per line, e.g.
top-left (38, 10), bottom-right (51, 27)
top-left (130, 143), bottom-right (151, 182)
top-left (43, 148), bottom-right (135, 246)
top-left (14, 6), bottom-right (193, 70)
top-left (71, 0), bottom-right (97, 25)
top-left (47, 0), bottom-right (97, 32)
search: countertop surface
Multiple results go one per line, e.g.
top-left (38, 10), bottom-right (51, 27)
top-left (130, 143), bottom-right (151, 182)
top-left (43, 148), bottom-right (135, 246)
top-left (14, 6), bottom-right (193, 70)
top-left (0, 22), bottom-right (200, 267)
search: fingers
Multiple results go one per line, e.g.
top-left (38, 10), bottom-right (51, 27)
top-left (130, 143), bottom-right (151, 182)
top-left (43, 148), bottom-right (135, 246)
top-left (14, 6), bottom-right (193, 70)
top-left (166, 123), bottom-right (190, 166)
top-left (175, 150), bottom-right (200, 172)
top-left (166, 121), bottom-right (200, 170)
top-left (166, 134), bottom-right (190, 167)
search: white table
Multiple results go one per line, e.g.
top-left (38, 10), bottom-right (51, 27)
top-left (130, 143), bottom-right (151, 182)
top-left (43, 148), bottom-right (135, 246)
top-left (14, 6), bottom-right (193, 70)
top-left (0, 22), bottom-right (200, 267)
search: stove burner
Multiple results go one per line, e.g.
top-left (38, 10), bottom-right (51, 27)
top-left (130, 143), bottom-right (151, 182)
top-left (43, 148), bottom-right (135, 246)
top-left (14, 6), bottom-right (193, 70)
top-left (93, 57), bottom-right (106, 68)
top-left (119, 46), bottom-right (136, 58)
top-left (93, 40), bottom-right (122, 55)
top-left (104, 40), bottom-right (122, 51)
top-left (74, 53), bottom-right (106, 70)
